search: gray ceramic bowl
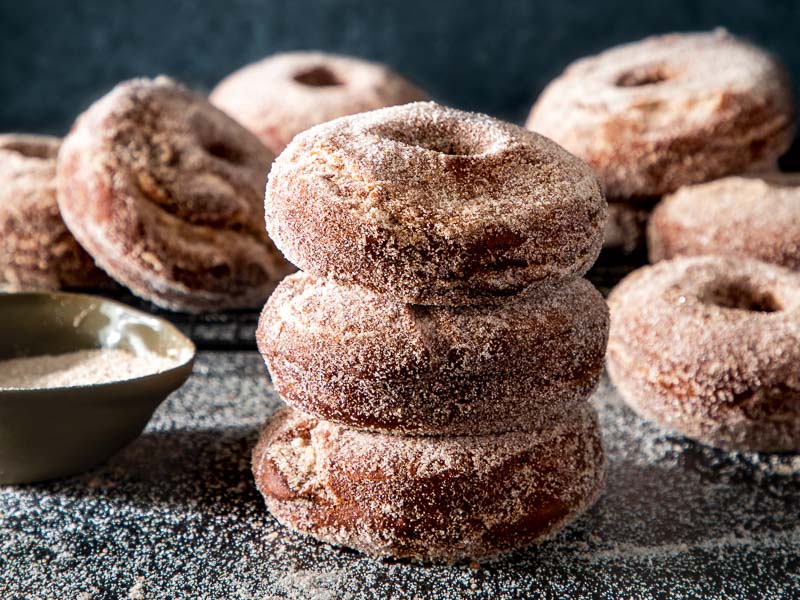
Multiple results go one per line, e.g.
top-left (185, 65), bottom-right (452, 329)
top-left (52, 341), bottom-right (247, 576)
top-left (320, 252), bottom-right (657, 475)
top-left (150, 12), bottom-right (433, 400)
top-left (0, 292), bottom-right (195, 484)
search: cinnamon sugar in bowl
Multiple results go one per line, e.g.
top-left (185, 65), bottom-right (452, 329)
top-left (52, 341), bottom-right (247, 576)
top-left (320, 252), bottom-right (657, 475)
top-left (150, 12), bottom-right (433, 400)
top-left (0, 291), bottom-right (195, 483)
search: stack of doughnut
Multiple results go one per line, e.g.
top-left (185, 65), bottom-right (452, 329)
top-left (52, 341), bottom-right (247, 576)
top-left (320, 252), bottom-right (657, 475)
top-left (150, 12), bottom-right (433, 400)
top-left (527, 29), bottom-right (796, 255)
top-left (253, 101), bottom-right (611, 563)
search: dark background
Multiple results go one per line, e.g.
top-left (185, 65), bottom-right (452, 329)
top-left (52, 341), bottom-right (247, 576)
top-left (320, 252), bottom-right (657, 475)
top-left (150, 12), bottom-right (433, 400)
top-left (2, 0), bottom-right (800, 160)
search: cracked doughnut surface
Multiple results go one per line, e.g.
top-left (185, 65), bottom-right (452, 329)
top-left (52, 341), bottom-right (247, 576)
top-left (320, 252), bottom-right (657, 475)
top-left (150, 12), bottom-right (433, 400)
top-left (252, 404), bottom-right (606, 563)
top-left (607, 256), bottom-right (800, 451)
top-left (527, 29), bottom-right (795, 200)
top-left (648, 174), bottom-right (800, 270)
top-left (57, 77), bottom-right (294, 312)
top-left (257, 271), bottom-right (608, 435)
top-left (0, 134), bottom-right (110, 291)
top-left (266, 101), bottom-right (606, 305)
top-left (210, 52), bottom-right (428, 154)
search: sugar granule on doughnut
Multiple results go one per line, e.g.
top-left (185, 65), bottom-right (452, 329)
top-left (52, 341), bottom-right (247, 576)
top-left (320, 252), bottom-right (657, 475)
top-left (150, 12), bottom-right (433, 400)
top-left (265, 101), bottom-right (606, 305)
top-left (210, 52), bottom-right (428, 155)
top-left (649, 174), bottom-right (800, 270)
top-left (527, 29), bottom-right (795, 200)
top-left (607, 255), bottom-right (800, 451)
top-left (0, 134), bottom-right (111, 291)
top-left (257, 271), bottom-right (608, 435)
top-left (57, 77), bottom-right (295, 313)
top-left (252, 404), bottom-right (606, 563)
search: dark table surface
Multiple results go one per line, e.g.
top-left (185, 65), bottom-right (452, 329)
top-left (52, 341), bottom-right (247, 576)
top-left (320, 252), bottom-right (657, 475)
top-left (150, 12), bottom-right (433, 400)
top-left (1, 352), bottom-right (798, 599)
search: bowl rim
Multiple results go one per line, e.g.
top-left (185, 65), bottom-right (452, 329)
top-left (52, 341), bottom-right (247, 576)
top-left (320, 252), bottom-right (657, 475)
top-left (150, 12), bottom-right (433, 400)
top-left (0, 290), bottom-right (197, 395)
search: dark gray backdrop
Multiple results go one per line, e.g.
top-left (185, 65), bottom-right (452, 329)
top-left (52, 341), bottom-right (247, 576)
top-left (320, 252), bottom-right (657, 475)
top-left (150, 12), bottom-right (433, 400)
top-left (2, 0), bottom-right (799, 164)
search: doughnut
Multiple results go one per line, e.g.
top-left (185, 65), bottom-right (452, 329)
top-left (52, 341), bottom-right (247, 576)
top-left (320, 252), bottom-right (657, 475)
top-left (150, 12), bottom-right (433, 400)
top-left (57, 77), bottom-right (295, 313)
top-left (257, 271), bottom-right (608, 435)
top-left (0, 134), bottom-right (110, 291)
top-left (252, 404), bottom-right (606, 563)
top-left (527, 29), bottom-right (795, 200)
top-left (603, 200), bottom-right (655, 254)
top-left (210, 52), bottom-right (428, 154)
top-left (266, 101), bottom-right (606, 305)
top-left (649, 174), bottom-right (800, 270)
top-left (607, 255), bottom-right (800, 451)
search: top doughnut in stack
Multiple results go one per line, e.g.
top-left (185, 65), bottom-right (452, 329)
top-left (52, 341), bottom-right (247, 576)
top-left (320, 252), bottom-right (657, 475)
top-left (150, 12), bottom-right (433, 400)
top-left (253, 101), bottom-right (611, 562)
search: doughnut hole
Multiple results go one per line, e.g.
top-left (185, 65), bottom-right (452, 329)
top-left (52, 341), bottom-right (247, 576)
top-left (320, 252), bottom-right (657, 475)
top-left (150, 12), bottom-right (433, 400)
top-left (701, 281), bottom-right (783, 313)
top-left (293, 66), bottom-right (343, 87)
top-left (205, 140), bottom-right (245, 164)
top-left (376, 121), bottom-right (496, 156)
top-left (0, 140), bottom-right (58, 159)
top-left (615, 64), bottom-right (673, 87)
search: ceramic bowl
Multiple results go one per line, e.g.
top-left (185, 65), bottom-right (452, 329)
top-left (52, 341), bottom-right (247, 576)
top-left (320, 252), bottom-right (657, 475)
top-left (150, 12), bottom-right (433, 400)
top-left (0, 291), bottom-right (195, 484)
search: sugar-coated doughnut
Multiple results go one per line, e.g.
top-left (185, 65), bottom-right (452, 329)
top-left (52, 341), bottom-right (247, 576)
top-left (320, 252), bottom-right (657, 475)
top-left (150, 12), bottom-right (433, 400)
top-left (527, 29), bottom-right (795, 200)
top-left (648, 174), bottom-right (800, 270)
top-left (252, 404), bottom-right (606, 563)
top-left (0, 134), bottom-right (110, 291)
top-left (57, 77), bottom-right (294, 313)
top-left (266, 101), bottom-right (606, 305)
top-left (257, 272), bottom-right (608, 435)
top-left (608, 256), bottom-right (800, 451)
top-left (210, 52), bottom-right (428, 154)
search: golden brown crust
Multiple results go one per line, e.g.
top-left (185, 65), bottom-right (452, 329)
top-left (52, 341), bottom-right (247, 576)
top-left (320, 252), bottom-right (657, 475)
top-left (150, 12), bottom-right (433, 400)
top-left (57, 77), bottom-right (295, 313)
top-left (257, 272), bottom-right (609, 435)
top-left (607, 256), bottom-right (800, 451)
top-left (252, 405), bottom-right (606, 563)
top-left (210, 52), bottom-right (429, 155)
top-left (0, 134), bottom-right (111, 291)
top-left (527, 30), bottom-right (796, 200)
top-left (266, 101), bottom-right (606, 305)
top-left (648, 174), bottom-right (800, 269)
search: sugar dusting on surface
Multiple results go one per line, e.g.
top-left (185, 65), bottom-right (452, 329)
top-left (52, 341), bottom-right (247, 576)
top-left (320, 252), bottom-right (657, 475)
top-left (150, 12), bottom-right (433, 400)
top-left (0, 348), bottom-right (179, 389)
top-left (1, 353), bottom-right (798, 598)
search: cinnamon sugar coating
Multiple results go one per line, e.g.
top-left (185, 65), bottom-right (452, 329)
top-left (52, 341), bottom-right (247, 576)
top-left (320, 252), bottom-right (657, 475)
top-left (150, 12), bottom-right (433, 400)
top-left (649, 174), bottom-right (800, 270)
top-left (252, 405), bottom-right (606, 563)
top-left (210, 52), bottom-right (428, 155)
top-left (527, 29), bottom-right (795, 200)
top-left (608, 256), bottom-right (800, 451)
top-left (257, 272), bottom-right (608, 435)
top-left (0, 134), bottom-right (110, 291)
top-left (57, 77), bottom-right (294, 313)
top-left (266, 102), bottom-right (606, 305)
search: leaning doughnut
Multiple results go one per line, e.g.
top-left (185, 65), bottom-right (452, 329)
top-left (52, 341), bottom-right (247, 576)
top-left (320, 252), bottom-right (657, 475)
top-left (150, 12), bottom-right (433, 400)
top-left (648, 174), bottom-right (800, 270)
top-left (257, 272), bottom-right (608, 435)
top-left (607, 255), bottom-right (800, 451)
top-left (252, 404), bottom-right (606, 563)
top-left (57, 77), bottom-right (294, 313)
top-left (210, 52), bottom-right (428, 154)
top-left (265, 101), bottom-right (606, 305)
top-left (527, 29), bottom-right (795, 200)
